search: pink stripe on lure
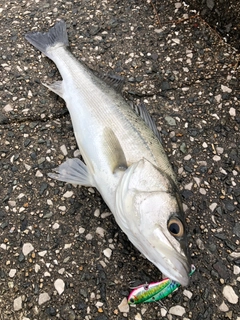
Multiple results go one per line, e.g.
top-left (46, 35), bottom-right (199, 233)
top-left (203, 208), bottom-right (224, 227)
top-left (128, 265), bottom-right (196, 304)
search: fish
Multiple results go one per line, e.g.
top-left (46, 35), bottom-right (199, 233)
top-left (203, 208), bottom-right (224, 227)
top-left (25, 20), bottom-right (191, 286)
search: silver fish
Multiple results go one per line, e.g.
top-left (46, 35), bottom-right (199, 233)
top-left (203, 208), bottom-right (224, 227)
top-left (25, 20), bottom-right (191, 286)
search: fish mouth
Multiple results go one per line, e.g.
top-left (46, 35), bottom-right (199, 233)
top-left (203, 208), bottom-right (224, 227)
top-left (145, 224), bottom-right (191, 285)
top-left (150, 230), bottom-right (191, 286)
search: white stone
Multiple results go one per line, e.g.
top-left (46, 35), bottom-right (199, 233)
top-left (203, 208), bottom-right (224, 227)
top-left (135, 313), bottom-right (142, 320)
top-left (54, 279), bottom-right (65, 295)
top-left (47, 199), bottom-right (53, 206)
top-left (86, 233), bottom-right (93, 240)
top-left (35, 264), bottom-right (41, 273)
top-left (233, 265), bottom-right (240, 275)
top-left (196, 238), bottom-right (205, 250)
top-left (58, 268), bottom-right (65, 275)
top-left (59, 206), bottom-right (66, 211)
top-left (215, 94), bottom-right (221, 102)
top-left (213, 155), bottom-right (221, 161)
top-left (60, 144), bottom-right (68, 156)
top-left (0, 243), bottom-right (7, 250)
top-left (13, 296), bottom-right (22, 311)
top-left (230, 252), bottom-right (240, 259)
top-left (223, 285), bottom-right (238, 304)
top-left (229, 107), bottom-right (236, 117)
top-left (95, 301), bottom-right (103, 308)
top-left (202, 142), bottom-right (208, 148)
top-left (216, 147), bottom-right (224, 154)
top-left (175, 2), bottom-right (182, 9)
top-left (96, 227), bottom-right (105, 237)
top-left (184, 183), bottom-right (193, 190)
top-left (9, 269), bottom-right (17, 278)
top-left (184, 154), bottom-right (191, 160)
top-left (52, 222), bottom-right (60, 230)
top-left (219, 301), bottom-right (229, 312)
top-left (103, 248), bottom-right (112, 258)
top-left (101, 212), bottom-right (112, 219)
top-left (199, 188), bottom-right (206, 195)
top-left (183, 289), bottom-right (193, 299)
top-left (35, 170), bottom-right (43, 177)
top-left (94, 209), bottom-right (100, 217)
top-left (79, 227), bottom-right (85, 234)
top-left (38, 250), bottom-right (47, 257)
top-left (118, 297), bottom-right (129, 313)
top-left (63, 191), bottom-right (74, 198)
top-left (38, 292), bottom-right (51, 305)
top-left (172, 38), bottom-right (180, 44)
top-left (64, 243), bottom-right (72, 249)
top-left (169, 305), bottom-right (186, 316)
top-left (221, 85), bottom-right (232, 93)
top-left (161, 307), bottom-right (167, 316)
top-left (22, 243), bottom-right (34, 256)
top-left (209, 203), bottom-right (217, 212)
top-left (3, 104), bottom-right (13, 112)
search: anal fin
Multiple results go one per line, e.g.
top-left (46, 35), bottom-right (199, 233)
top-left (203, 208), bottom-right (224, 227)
top-left (48, 158), bottom-right (95, 187)
top-left (43, 80), bottom-right (64, 98)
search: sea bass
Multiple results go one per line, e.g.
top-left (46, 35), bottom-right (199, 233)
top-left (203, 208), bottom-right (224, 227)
top-left (25, 20), bottom-right (191, 286)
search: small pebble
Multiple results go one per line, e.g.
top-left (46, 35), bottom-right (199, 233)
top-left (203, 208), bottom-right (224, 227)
top-left (221, 85), bottom-right (232, 93)
top-left (96, 227), bottom-right (105, 237)
top-left (86, 233), bottom-right (93, 240)
top-left (79, 227), bottom-right (85, 234)
top-left (222, 285), bottom-right (238, 304)
top-left (135, 313), bottom-right (142, 320)
top-left (60, 145), bottom-right (68, 156)
top-left (54, 279), bottom-right (65, 295)
top-left (219, 301), bottom-right (229, 312)
top-left (183, 289), bottom-right (193, 299)
top-left (63, 191), bottom-right (74, 198)
top-left (22, 243), bottom-right (34, 256)
top-left (38, 292), bottom-right (51, 305)
top-left (118, 298), bottom-right (129, 313)
top-left (169, 305), bottom-right (186, 316)
top-left (52, 222), bottom-right (60, 230)
top-left (103, 248), bottom-right (112, 258)
top-left (9, 269), bottom-right (17, 278)
top-left (14, 296), bottom-right (22, 311)
top-left (233, 265), bottom-right (240, 275)
top-left (161, 308), bottom-right (167, 316)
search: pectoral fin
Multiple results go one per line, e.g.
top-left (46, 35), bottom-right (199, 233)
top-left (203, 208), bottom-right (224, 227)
top-left (48, 158), bottom-right (95, 186)
top-left (102, 127), bottom-right (127, 173)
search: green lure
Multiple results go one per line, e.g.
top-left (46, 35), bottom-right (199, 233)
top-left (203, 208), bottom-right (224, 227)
top-left (128, 265), bottom-right (196, 304)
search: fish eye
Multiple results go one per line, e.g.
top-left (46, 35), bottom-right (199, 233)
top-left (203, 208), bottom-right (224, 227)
top-left (129, 298), bottom-right (135, 303)
top-left (167, 218), bottom-right (184, 237)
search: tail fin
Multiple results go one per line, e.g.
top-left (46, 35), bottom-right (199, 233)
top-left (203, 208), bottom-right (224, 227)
top-left (25, 20), bottom-right (69, 59)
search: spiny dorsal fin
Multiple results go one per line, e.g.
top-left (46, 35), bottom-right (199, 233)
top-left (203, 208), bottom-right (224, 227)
top-left (131, 102), bottom-right (162, 142)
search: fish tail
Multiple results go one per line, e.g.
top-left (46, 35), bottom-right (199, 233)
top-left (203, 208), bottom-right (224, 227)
top-left (25, 20), bottom-right (68, 59)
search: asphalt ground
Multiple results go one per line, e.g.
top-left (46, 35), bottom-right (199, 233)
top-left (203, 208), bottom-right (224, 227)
top-left (0, 1), bottom-right (239, 320)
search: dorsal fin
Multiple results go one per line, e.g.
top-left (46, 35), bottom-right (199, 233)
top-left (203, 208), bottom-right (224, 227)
top-left (131, 102), bottom-right (162, 142)
top-left (89, 68), bottom-right (125, 93)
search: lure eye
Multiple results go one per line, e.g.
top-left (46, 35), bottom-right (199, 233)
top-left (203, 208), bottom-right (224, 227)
top-left (129, 297), bottom-right (135, 304)
top-left (167, 218), bottom-right (184, 237)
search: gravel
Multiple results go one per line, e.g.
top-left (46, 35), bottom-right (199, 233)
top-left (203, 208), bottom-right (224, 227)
top-left (0, 0), bottom-right (239, 319)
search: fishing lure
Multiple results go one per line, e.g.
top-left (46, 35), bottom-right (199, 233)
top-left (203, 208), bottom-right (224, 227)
top-left (128, 265), bottom-right (196, 304)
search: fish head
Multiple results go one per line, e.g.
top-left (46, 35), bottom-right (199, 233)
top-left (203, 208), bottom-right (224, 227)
top-left (115, 158), bottom-right (191, 286)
